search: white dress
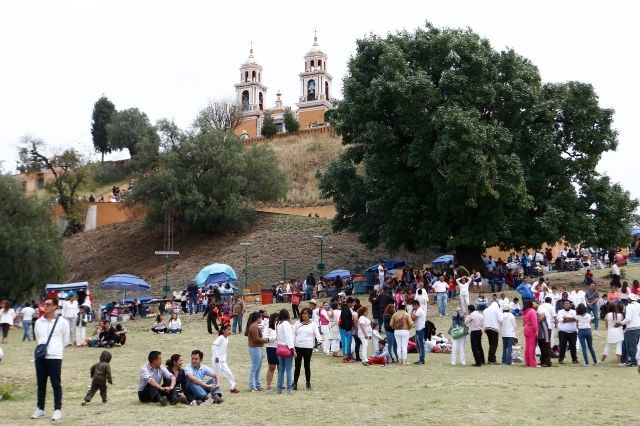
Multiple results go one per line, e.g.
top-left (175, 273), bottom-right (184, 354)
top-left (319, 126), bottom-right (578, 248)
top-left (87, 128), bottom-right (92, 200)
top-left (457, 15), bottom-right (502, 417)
top-left (606, 313), bottom-right (623, 343)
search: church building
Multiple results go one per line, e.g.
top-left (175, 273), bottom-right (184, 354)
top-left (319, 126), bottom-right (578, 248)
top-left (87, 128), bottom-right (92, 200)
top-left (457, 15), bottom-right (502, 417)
top-left (233, 35), bottom-right (333, 139)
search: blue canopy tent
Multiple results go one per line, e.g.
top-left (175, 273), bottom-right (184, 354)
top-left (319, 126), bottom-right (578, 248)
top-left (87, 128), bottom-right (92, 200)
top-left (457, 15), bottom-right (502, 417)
top-left (194, 264), bottom-right (238, 293)
top-left (631, 226), bottom-right (640, 237)
top-left (365, 259), bottom-right (406, 287)
top-left (123, 295), bottom-right (154, 304)
top-left (323, 269), bottom-right (351, 281)
top-left (100, 274), bottom-right (151, 304)
top-left (431, 255), bottom-right (454, 265)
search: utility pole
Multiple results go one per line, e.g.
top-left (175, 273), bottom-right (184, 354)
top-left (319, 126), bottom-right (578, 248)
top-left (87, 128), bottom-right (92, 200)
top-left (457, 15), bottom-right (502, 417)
top-left (240, 242), bottom-right (252, 294)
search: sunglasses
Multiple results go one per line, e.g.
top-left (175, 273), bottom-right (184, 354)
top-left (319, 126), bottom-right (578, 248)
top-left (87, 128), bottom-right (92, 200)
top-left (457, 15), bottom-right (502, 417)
top-left (43, 303), bottom-right (55, 307)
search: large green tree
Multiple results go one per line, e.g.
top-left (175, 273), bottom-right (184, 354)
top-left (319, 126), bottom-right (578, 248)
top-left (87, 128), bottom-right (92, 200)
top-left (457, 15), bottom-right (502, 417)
top-left (18, 137), bottom-right (89, 235)
top-left (260, 111), bottom-right (277, 138)
top-left (107, 108), bottom-right (159, 157)
top-left (91, 96), bottom-right (116, 162)
top-left (0, 174), bottom-right (65, 300)
top-left (318, 24), bottom-right (636, 270)
top-left (283, 108), bottom-right (300, 132)
top-left (130, 130), bottom-right (287, 233)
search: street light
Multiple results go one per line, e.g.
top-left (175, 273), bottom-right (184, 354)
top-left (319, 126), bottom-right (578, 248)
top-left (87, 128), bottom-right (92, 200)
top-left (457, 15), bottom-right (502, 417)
top-left (313, 235), bottom-right (325, 275)
top-left (154, 250), bottom-right (179, 298)
top-left (240, 242), bottom-right (252, 293)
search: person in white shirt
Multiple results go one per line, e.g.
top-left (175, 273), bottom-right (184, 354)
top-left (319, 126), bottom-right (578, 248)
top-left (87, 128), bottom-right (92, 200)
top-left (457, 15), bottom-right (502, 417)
top-left (575, 303), bottom-right (598, 365)
top-left (1, 302), bottom-right (17, 344)
top-left (621, 293), bottom-right (640, 366)
top-left (557, 300), bottom-right (579, 364)
top-left (31, 298), bottom-right (70, 421)
top-left (357, 306), bottom-right (373, 364)
top-left (456, 276), bottom-right (471, 313)
top-left (21, 303), bottom-right (36, 342)
top-left (62, 295), bottom-right (79, 344)
top-left (601, 303), bottom-right (624, 364)
top-left (483, 301), bottom-right (502, 364)
top-left (433, 276), bottom-right (449, 317)
top-left (212, 324), bottom-right (240, 393)
top-left (415, 288), bottom-right (429, 313)
top-left (500, 304), bottom-right (516, 365)
top-left (611, 260), bottom-right (621, 287)
top-left (497, 293), bottom-right (509, 310)
top-left (410, 300), bottom-right (427, 365)
top-left (292, 308), bottom-right (322, 390)
top-left (570, 286), bottom-right (586, 308)
top-left (378, 263), bottom-right (386, 286)
top-left (168, 313), bottom-right (182, 333)
top-left (319, 303), bottom-right (332, 355)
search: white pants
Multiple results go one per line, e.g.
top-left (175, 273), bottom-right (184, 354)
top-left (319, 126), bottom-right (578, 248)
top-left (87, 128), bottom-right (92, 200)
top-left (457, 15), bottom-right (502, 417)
top-left (329, 338), bottom-right (340, 353)
top-left (460, 294), bottom-right (470, 313)
top-left (451, 337), bottom-right (466, 365)
top-left (603, 341), bottom-right (622, 356)
top-left (76, 326), bottom-right (86, 346)
top-left (394, 329), bottom-right (410, 360)
top-left (65, 317), bottom-right (75, 342)
top-left (359, 336), bottom-right (369, 362)
top-left (213, 360), bottom-right (236, 390)
top-left (321, 325), bottom-right (331, 354)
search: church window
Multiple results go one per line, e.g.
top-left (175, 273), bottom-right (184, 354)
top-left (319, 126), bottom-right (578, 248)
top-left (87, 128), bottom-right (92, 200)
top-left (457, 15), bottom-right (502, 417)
top-left (310, 60), bottom-right (315, 68)
top-left (245, 71), bottom-right (249, 82)
top-left (307, 79), bottom-right (316, 101)
top-left (259, 92), bottom-right (264, 110)
top-left (252, 70), bottom-right (256, 81)
top-left (325, 81), bottom-right (329, 100)
top-left (318, 59), bottom-right (322, 69)
top-left (242, 90), bottom-right (250, 110)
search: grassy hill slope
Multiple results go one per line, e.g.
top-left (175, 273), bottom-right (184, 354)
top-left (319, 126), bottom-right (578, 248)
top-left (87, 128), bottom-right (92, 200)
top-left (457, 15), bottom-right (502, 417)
top-left (64, 213), bottom-right (435, 301)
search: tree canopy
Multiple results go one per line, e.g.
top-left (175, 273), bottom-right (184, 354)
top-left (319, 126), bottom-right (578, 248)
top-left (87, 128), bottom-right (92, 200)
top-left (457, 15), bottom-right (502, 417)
top-left (284, 108), bottom-right (300, 133)
top-left (129, 130), bottom-right (287, 233)
top-left (18, 137), bottom-right (89, 235)
top-left (0, 174), bottom-right (65, 300)
top-left (192, 99), bottom-right (242, 134)
top-left (260, 111), bottom-right (277, 138)
top-left (107, 107), bottom-right (159, 157)
top-left (91, 96), bottom-right (116, 162)
top-left (318, 24), bottom-right (637, 267)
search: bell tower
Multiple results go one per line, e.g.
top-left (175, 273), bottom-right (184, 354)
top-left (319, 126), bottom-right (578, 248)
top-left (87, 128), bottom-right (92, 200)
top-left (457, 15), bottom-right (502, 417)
top-left (234, 46), bottom-right (268, 138)
top-left (296, 32), bottom-right (332, 129)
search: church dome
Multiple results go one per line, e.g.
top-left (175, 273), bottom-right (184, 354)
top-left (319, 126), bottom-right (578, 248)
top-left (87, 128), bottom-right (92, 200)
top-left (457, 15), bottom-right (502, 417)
top-left (306, 36), bottom-right (323, 56)
top-left (244, 48), bottom-right (257, 65)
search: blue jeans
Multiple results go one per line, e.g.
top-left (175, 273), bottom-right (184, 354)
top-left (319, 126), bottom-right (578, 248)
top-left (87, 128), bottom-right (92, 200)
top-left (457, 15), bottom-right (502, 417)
top-left (437, 293), bottom-right (447, 316)
top-left (587, 304), bottom-right (599, 329)
top-left (578, 329), bottom-right (598, 365)
top-left (277, 355), bottom-right (293, 391)
top-left (248, 347), bottom-right (263, 389)
top-left (232, 315), bottom-right (243, 334)
top-left (501, 336), bottom-right (513, 364)
top-left (415, 328), bottom-right (425, 362)
top-left (339, 329), bottom-right (352, 358)
top-left (186, 378), bottom-right (219, 400)
top-left (188, 297), bottom-right (197, 315)
top-left (385, 330), bottom-right (397, 361)
top-left (305, 286), bottom-right (313, 301)
top-left (23, 321), bottom-right (32, 341)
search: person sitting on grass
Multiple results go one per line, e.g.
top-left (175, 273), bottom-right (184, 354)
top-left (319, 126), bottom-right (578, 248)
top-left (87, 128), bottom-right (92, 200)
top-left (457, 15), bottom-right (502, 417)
top-left (114, 323), bottom-right (127, 346)
top-left (138, 351), bottom-right (178, 405)
top-left (165, 354), bottom-right (189, 404)
top-left (168, 313), bottom-right (182, 334)
top-left (510, 298), bottom-right (522, 317)
top-left (184, 350), bottom-right (223, 404)
top-left (584, 269), bottom-right (594, 286)
top-left (476, 293), bottom-right (489, 312)
top-left (366, 339), bottom-right (390, 366)
top-left (98, 321), bottom-right (116, 348)
top-left (151, 315), bottom-right (167, 334)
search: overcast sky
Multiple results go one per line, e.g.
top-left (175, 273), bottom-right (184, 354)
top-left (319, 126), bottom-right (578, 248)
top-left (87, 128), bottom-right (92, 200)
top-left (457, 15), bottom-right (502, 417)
top-left (1, 0), bottom-right (638, 198)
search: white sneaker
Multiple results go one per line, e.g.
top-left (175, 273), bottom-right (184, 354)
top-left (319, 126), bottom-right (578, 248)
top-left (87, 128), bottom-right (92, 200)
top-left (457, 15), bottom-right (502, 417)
top-left (30, 409), bottom-right (46, 419)
top-left (51, 410), bottom-right (62, 421)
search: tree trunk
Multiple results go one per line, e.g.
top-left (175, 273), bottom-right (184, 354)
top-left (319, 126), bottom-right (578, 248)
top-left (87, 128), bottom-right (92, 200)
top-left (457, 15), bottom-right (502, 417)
top-left (455, 245), bottom-right (487, 275)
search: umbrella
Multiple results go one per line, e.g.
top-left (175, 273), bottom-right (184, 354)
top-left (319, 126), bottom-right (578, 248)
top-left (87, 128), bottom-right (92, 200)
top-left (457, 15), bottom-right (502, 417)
top-left (323, 269), bottom-right (350, 281)
top-left (194, 263), bottom-right (238, 287)
top-left (431, 255), bottom-right (454, 265)
top-left (101, 274), bottom-right (151, 304)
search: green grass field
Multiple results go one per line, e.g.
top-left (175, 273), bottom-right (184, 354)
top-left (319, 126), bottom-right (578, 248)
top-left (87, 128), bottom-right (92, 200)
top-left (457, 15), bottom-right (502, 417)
top-left (1, 270), bottom-right (639, 425)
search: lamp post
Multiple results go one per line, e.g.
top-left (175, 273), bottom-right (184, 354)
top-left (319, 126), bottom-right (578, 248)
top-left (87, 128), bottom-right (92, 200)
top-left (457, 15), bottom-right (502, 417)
top-left (313, 235), bottom-right (325, 275)
top-left (154, 250), bottom-right (179, 298)
top-left (240, 242), bottom-right (251, 293)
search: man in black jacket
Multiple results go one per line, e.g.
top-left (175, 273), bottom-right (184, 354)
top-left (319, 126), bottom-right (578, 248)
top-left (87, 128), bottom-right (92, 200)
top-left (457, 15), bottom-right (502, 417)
top-left (339, 297), bottom-right (355, 362)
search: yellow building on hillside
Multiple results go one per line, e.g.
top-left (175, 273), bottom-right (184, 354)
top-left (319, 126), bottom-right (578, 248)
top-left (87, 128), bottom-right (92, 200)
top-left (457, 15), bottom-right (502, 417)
top-left (234, 35), bottom-right (333, 139)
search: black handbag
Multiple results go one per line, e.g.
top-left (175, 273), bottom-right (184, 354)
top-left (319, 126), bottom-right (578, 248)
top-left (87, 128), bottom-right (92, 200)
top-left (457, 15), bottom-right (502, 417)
top-left (34, 316), bottom-right (60, 360)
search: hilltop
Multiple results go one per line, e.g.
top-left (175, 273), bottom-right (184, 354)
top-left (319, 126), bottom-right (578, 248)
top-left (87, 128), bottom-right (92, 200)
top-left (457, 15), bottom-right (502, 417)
top-left (64, 213), bottom-right (435, 300)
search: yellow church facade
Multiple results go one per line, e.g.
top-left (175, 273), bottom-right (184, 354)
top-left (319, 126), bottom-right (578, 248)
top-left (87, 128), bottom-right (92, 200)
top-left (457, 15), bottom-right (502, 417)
top-left (233, 35), bottom-right (333, 139)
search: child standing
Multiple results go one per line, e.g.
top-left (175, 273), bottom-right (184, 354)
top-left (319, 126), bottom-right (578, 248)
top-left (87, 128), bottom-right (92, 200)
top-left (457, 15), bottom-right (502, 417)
top-left (82, 351), bottom-right (113, 405)
top-left (212, 324), bottom-right (240, 393)
top-left (371, 322), bottom-right (382, 352)
top-left (76, 305), bottom-right (88, 346)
